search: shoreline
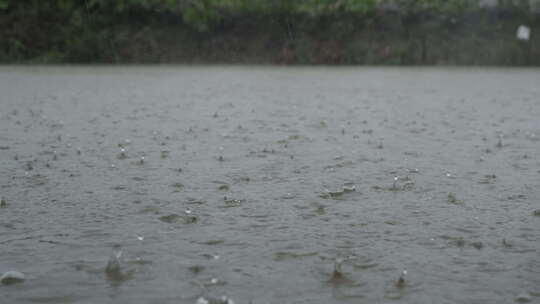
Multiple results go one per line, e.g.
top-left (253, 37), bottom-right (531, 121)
top-left (1, 10), bottom-right (538, 65)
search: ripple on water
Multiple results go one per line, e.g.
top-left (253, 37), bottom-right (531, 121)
top-left (159, 214), bottom-right (197, 224)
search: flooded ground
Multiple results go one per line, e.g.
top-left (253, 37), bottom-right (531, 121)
top-left (1, 66), bottom-right (539, 304)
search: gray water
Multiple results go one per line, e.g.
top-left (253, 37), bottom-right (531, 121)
top-left (1, 66), bottom-right (539, 304)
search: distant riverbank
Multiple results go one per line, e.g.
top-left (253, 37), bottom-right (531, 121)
top-left (1, 3), bottom-right (538, 65)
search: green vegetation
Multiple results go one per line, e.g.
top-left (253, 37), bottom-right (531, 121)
top-left (0, 0), bottom-right (538, 64)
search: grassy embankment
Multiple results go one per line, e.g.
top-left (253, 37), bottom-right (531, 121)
top-left (1, 0), bottom-right (538, 65)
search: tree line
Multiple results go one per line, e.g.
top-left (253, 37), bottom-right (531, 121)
top-left (0, 0), bottom-right (535, 31)
top-left (0, 0), bottom-right (537, 63)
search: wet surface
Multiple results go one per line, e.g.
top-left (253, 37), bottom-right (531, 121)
top-left (1, 66), bottom-right (539, 303)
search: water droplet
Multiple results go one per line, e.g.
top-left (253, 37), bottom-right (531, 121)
top-left (203, 254), bottom-right (221, 260)
top-left (196, 297), bottom-right (209, 304)
top-left (334, 258), bottom-right (344, 273)
top-left (396, 269), bottom-right (407, 288)
top-left (342, 183), bottom-right (356, 192)
top-left (105, 250), bottom-right (122, 277)
top-left (221, 296), bottom-right (235, 304)
top-left (327, 257), bottom-right (355, 286)
top-left (223, 198), bottom-right (243, 207)
top-left (392, 176), bottom-right (399, 189)
top-left (447, 193), bottom-right (463, 204)
top-left (282, 193), bottom-right (295, 199)
top-left (1, 270), bottom-right (25, 285)
top-left (471, 241), bottom-right (483, 250)
top-left (118, 148), bottom-right (127, 159)
top-left (515, 292), bottom-right (532, 303)
top-left (319, 189), bottom-right (343, 199)
top-left (502, 238), bottom-right (512, 248)
top-left (496, 136), bottom-right (503, 148)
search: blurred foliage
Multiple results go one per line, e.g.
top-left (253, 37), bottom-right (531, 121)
top-left (0, 0), bottom-right (535, 26)
top-left (0, 0), bottom-right (537, 63)
top-left (0, 0), bottom-right (8, 10)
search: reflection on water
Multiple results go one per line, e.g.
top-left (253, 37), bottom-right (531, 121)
top-left (0, 66), bottom-right (539, 303)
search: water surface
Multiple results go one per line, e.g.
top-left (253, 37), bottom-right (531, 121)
top-left (1, 66), bottom-right (539, 303)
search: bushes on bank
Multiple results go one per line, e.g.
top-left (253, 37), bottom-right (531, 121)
top-left (0, 0), bottom-right (537, 63)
